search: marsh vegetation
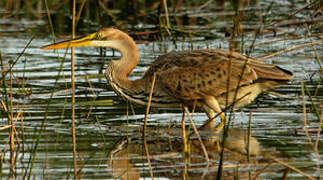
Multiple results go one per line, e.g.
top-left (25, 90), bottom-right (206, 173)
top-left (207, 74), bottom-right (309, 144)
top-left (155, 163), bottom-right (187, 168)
top-left (0, 0), bottom-right (322, 179)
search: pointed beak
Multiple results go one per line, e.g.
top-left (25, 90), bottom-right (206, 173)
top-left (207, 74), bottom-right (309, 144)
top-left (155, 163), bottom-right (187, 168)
top-left (41, 32), bottom-right (98, 50)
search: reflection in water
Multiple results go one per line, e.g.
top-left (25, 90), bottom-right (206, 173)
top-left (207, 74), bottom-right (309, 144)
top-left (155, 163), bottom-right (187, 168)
top-left (107, 125), bottom-right (275, 179)
top-left (109, 149), bottom-right (140, 180)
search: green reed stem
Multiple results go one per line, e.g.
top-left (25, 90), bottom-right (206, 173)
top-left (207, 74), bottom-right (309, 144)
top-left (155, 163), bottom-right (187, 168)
top-left (303, 83), bottom-right (322, 127)
top-left (95, 116), bottom-right (106, 145)
top-left (0, 155), bottom-right (2, 175)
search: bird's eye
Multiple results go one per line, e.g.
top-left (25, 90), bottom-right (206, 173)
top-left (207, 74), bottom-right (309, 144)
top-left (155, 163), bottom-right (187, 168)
top-left (96, 33), bottom-right (102, 40)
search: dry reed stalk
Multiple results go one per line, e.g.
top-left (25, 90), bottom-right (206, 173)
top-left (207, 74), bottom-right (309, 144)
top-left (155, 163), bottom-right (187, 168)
top-left (109, 152), bottom-right (179, 161)
top-left (3, 0), bottom-right (13, 18)
top-left (97, 1), bottom-right (118, 25)
top-left (197, 0), bottom-right (213, 10)
top-left (71, 0), bottom-right (78, 178)
top-left (19, 109), bottom-right (24, 155)
top-left (0, 125), bottom-right (12, 131)
top-left (13, 0), bottom-right (20, 18)
top-left (184, 107), bottom-right (209, 162)
top-left (304, 24), bottom-right (322, 173)
top-left (269, 0), bottom-right (319, 27)
top-left (250, 33), bottom-right (323, 47)
top-left (247, 111), bottom-right (252, 180)
top-left (9, 64), bottom-right (15, 178)
top-left (143, 137), bottom-right (154, 179)
top-left (182, 165), bottom-right (187, 180)
top-left (304, 24), bottom-right (323, 72)
top-left (192, 99), bottom-right (197, 113)
top-left (282, 168), bottom-right (290, 180)
top-left (162, 0), bottom-right (171, 36)
top-left (13, 125), bottom-right (20, 147)
top-left (126, 101), bottom-right (129, 137)
top-left (271, 157), bottom-right (316, 180)
top-left (0, 99), bottom-right (7, 112)
top-left (167, 115), bottom-right (172, 134)
top-left (143, 73), bottom-right (156, 179)
top-left (258, 40), bottom-right (323, 61)
top-left (181, 110), bottom-right (188, 155)
top-left (251, 161), bottom-right (274, 180)
top-left (13, 109), bottom-right (23, 147)
top-left (76, 0), bottom-right (87, 26)
top-left (24, 0), bottom-right (42, 18)
top-left (143, 73), bottom-right (156, 133)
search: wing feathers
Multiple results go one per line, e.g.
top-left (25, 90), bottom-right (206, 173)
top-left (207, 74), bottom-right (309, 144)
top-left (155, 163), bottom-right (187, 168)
top-left (145, 49), bottom-right (292, 100)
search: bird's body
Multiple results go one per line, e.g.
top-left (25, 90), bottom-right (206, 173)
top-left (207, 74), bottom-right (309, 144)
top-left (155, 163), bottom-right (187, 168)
top-left (42, 28), bottom-right (293, 129)
top-left (108, 49), bottom-right (291, 108)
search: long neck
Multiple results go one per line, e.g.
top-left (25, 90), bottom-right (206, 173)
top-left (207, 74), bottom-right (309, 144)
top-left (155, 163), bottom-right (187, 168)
top-left (109, 39), bottom-right (141, 91)
top-left (91, 35), bottom-right (145, 92)
top-left (112, 38), bottom-right (139, 81)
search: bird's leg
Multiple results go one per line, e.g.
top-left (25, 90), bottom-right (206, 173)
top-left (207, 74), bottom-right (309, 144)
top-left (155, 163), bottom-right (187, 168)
top-left (183, 106), bottom-right (209, 162)
top-left (203, 96), bottom-right (228, 133)
top-left (199, 104), bottom-right (222, 151)
top-left (200, 105), bottom-right (216, 130)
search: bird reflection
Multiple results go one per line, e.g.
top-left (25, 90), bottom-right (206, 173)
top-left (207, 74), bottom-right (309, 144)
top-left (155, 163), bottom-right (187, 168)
top-left (107, 125), bottom-right (271, 179)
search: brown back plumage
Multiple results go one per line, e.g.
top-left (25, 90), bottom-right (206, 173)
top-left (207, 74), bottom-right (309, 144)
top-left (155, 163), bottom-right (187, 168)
top-left (144, 49), bottom-right (292, 100)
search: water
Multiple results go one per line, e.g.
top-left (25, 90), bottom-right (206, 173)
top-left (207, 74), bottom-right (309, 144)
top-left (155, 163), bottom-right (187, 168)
top-left (0, 0), bottom-right (322, 179)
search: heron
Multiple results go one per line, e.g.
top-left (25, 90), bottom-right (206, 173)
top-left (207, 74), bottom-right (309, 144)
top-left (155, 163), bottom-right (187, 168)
top-left (42, 28), bottom-right (293, 130)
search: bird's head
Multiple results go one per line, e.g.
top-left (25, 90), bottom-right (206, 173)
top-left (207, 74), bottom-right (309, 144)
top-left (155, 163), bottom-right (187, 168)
top-left (41, 28), bottom-right (131, 50)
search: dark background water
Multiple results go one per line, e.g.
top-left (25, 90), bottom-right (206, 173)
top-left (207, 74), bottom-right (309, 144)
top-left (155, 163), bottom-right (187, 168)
top-left (0, 0), bottom-right (322, 179)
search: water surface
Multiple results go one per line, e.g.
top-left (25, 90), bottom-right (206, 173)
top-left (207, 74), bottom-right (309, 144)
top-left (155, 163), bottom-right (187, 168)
top-left (0, 0), bottom-right (322, 179)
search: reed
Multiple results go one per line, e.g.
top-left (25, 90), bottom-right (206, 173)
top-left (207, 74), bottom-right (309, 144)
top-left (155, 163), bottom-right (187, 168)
top-left (247, 111), bottom-right (252, 180)
top-left (0, 52), bottom-right (11, 127)
top-left (217, 1), bottom-right (245, 178)
top-left (302, 81), bottom-right (321, 177)
top-left (1, 0), bottom-right (321, 178)
top-left (271, 157), bottom-right (316, 180)
top-left (9, 64), bottom-right (15, 178)
top-left (162, 0), bottom-right (171, 36)
top-left (26, 1), bottom-right (70, 178)
top-left (305, 24), bottom-right (323, 72)
top-left (95, 116), bottom-right (106, 145)
top-left (71, 0), bottom-right (78, 178)
top-left (184, 107), bottom-right (209, 162)
top-left (143, 73), bottom-right (156, 179)
top-left (0, 32), bottom-right (32, 178)
top-left (181, 111), bottom-right (188, 157)
top-left (258, 40), bottom-right (323, 61)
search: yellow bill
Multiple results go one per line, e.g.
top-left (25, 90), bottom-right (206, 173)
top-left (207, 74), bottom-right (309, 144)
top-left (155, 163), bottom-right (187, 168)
top-left (41, 32), bottom-right (98, 50)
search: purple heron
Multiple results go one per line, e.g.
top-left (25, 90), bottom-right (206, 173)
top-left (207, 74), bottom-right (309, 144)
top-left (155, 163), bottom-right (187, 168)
top-left (42, 28), bottom-right (293, 130)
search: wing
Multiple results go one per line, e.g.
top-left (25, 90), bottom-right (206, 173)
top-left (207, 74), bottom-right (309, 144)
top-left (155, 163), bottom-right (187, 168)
top-left (144, 49), bottom-right (292, 100)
